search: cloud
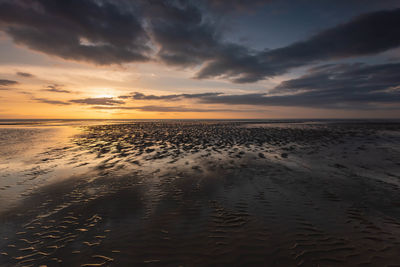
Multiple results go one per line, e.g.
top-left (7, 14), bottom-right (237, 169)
top-left (146, 0), bottom-right (222, 67)
top-left (134, 105), bottom-right (224, 112)
top-left (128, 92), bottom-right (182, 101)
top-left (0, 0), bottom-right (271, 78)
top-left (98, 61), bottom-right (400, 110)
top-left (205, 0), bottom-right (271, 11)
top-left (149, 4), bottom-right (400, 83)
top-left (119, 92), bottom-right (222, 100)
top-left (196, 8), bottom-right (400, 83)
top-left (0, 79), bottom-right (18, 86)
top-left (33, 97), bottom-right (71, 105)
top-left (16, 72), bottom-right (34, 78)
top-left (18, 91), bottom-right (33, 96)
top-left (1, 0), bottom-right (399, 85)
top-left (0, 0), bottom-right (222, 68)
top-left (199, 63), bottom-right (400, 109)
top-left (91, 105), bottom-right (251, 113)
top-left (33, 95), bottom-right (123, 106)
top-left (23, 62), bottom-right (400, 110)
top-left (0, 0), bottom-right (151, 65)
top-left (273, 63), bottom-right (400, 95)
top-left (70, 97), bottom-right (125, 106)
top-left (42, 84), bottom-right (71, 93)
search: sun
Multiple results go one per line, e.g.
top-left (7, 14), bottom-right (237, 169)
top-left (90, 88), bottom-right (118, 99)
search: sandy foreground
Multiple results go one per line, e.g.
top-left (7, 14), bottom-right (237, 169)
top-left (0, 120), bottom-right (400, 266)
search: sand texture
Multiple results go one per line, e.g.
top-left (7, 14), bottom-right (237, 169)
top-left (1, 121), bottom-right (400, 266)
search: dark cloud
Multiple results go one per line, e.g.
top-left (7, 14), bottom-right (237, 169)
top-left (205, 0), bottom-right (271, 11)
top-left (1, 0), bottom-right (399, 84)
top-left (267, 9), bottom-right (400, 69)
top-left (91, 105), bottom-right (250, 113)
top-left (0, 0), bottom-right (151, 65)
top-left (143, 1), bottom-right (262, 83)
top-left (273, 63), bottom-right (400, 95)
top-left (0, 79), bottom-right (18, 86)
top-left (120, 92), bottom-right (222, 100)
top-left (130, 92), bottom-right (182, 101)
top-left (42, 84), bottom-right (71, 93)
top-left (33, 97), bottom-right (71, 105)
top-left (16, 72), bottom-right (34, 78)
top-left (18, 91), bottom-right (33, 96)
top-left (70, 97), bottom-right (125, 106)
top-left (195, 44), bottom-right (266, 83)
top-left (147, 0), bottom-right (221, 67)
top-left (148, 3), bottom-right (400, 83)
top-left (196, 8), bottom-right (400, 83)
top-left (0, 0), bottom-right (220, 67)
top-left (84, 61), bottom-right (400, 110)
top-left (199, 63), bottom-right (400, 109)
top-left (200, 93), bottom-right (399, 110)
top-left (23, 62), bottom-right (400, 110)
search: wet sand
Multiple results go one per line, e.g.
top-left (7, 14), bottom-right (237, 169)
top-left (1, 120), bottom-right (400, 266)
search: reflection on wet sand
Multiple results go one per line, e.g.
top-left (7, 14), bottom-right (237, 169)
top-left (1, 121), bottom-right (400, 266)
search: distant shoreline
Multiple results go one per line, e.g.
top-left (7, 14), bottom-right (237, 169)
top-left (1, 118), bottom-right (400, 126)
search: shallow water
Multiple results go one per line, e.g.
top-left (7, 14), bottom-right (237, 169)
top-left (0, 120), bottom-right (400, 266)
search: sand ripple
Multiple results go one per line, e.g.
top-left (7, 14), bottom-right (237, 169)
top-left (1, 121), bottom-right (400, 266)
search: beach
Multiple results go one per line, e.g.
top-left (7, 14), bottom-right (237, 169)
top-left (1, 120), bottom-right (400, 266)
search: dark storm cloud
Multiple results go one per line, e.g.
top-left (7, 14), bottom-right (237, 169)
top-left (69, 97), bottom-right (125, 106)
top-left (268, 9), bottom-right (400, 68)
top-left (0, 79), bottom-right (18, 86)
top-left (42, 84), bottom-right (71, 93)
top-left (1, 0), bottom-right (400, 84)
top-left (147, 3), bottom-right (400, 83)
top-left (195, 44), bottom-right (267, 83)
top-left (119, 92), bottom-right (222, 100)
top-left (0, 0), bottom-right (219, 66)
top-left (0, 0), bottom-right (150, 65)
top-left (32, 97), bottom-right (71, 105)
top-left (16, 72), bottom-right (34, 78)
top-left (199, 63), bottom-right (400, 109)
top-left (197, 8), bottom-right (400, 83)
top-left (144, 0), bottom-right (264, 83)
top-left (146, 0), bottom-right (221, 67)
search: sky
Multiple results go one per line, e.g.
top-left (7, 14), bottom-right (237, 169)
top-left (0, 0), bottom-right (400, 119)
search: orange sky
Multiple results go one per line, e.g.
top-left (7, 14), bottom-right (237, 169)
top-left (0, 36), bottom-right (279, 119)
top-left (0, 38), bottom-right (397, 120)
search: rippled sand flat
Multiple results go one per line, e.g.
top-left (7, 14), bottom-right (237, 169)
top-left (1, 120), bottom-right (400, 266)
